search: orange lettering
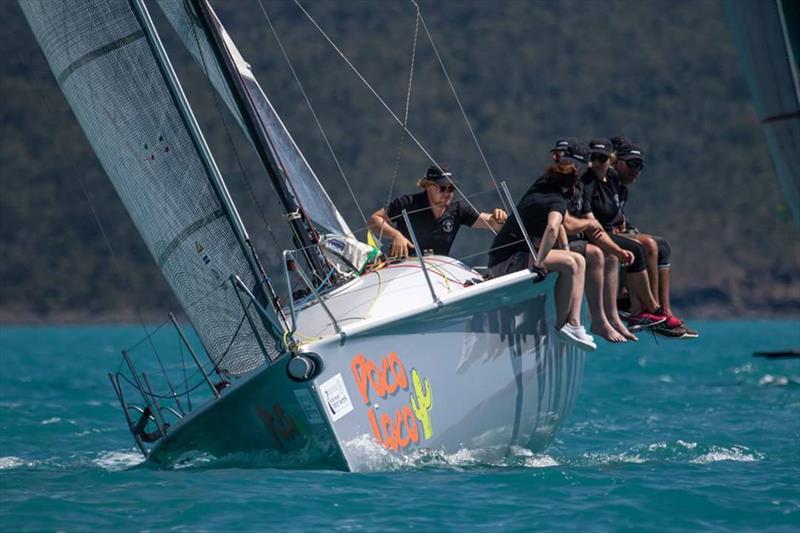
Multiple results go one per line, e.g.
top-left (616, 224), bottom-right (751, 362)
top-left (381, 412), bottom-right (398, 450)
top-left (351, 354), bottom-right (372, 404)
top-left (388, 352), bottom-right (408, 390)
top-left (367, 408), bottom-right (383, 446)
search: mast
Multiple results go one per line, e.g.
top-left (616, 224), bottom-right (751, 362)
top-left (129, 0), bottom-right (290, 333)
top-left (190, 0), bottom-right (331, 284)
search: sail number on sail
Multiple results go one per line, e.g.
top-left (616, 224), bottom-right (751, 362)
top-left (351, 353), bottom-right (433, 450)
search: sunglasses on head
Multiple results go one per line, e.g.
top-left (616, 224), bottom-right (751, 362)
top-left (625, 159), bottom-right (643, 170)
top-left (438, 184), bottom-right (456, 193)
top-left (590, 154), bottom-right (609, 163)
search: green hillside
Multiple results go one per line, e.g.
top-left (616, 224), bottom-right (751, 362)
top-left (1, 0), bottom-right (798, 323)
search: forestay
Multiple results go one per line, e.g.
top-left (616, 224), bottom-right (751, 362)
top-left (21, 0), bottom-right (285, 375)
top-left (157, 0), bottom-right (352, 238)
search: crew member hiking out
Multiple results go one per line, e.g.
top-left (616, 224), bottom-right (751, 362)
top-left (368, 166), bottom-right (507, 258)
top-left (487, 145), bottom-right (596, 352)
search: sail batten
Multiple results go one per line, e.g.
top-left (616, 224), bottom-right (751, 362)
top-left (21, 0), bottom-right (285, 374)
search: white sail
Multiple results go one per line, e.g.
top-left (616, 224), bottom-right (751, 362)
top-left (20, 0), bottom-right (285, 375)
top-left (157, 0), bottom-right (353, 238)
top-left (726, 0), bottom-right (800, 229)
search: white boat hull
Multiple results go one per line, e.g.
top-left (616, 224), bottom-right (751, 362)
top-left (148, 259), bottom-right (585, 471)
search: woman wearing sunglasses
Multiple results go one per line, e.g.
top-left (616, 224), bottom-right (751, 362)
top-left (369, 165), bottom-right (508, 258)
top-left (487, 145), bottom-right (596, 352)
top-left (582, 139), bottom-right (669, 331)
top-left (550, 138), bottom-right (639, 343)
top-left (610, 137), bottom-right (698, 338)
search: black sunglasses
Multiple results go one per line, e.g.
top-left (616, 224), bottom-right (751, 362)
top-left (438, 185), bottom-right (456, 193)
top-left (590, 154), bottom-right (609, 163)
top-left (625, 159), bottom-right (643, 170)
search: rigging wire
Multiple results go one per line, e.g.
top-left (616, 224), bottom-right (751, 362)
top-left (292, 0), bottom-right (497, 235)
top-left (382, 3), bottom-right (421, 241)
top-left (256, 0), bottom-right (368, 227)
top-left (411, 0), bottom-right (507, 210)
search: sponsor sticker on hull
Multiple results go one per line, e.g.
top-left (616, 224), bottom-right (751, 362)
top-left (319, 373), bottom-right (354, 422)
top-left (293, 389), bottom-right (324, 425)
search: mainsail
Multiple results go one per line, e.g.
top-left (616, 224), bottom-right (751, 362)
top-left (726, 0), bottom-right (800, 231)
top-left (157, 0), bottom-right (353, 238)
top-left (20, 0), bottom-right (285, 375)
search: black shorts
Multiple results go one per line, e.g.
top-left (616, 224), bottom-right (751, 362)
top-left (487, 250), bottom-right (531, 278)
top-left (567, 239), bottom-right (589, 256)
top-left (610, 233), bottom-right (646, 273)
top-left (617, 231), bottom-right (672, 268)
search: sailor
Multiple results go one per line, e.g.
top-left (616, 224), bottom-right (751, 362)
top-left (487, 144), bottom-right (596, 352)
top-left (552, 138), bottom-right (638, 343)
top-left (368, 165), bottom-right (507, 258)
top-left (610, 136), bottom-right (698, 338)
top-left (581, 138), bottom-right (669, 331)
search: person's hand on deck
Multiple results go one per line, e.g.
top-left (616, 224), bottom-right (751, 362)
top-left (390, 234), bottom-right (414, 258)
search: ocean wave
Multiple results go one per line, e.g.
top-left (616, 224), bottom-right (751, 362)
top-left (92, 450), bottom-right (145, 471)
top-left (758, 374), bottom-right (800, 387)
top-left (690, 445), bottom-right (764, 464)
top-left (0, 456), bottom-right (30, 469)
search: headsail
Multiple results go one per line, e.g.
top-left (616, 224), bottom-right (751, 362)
top-left (21, 0), bottom-right (286, 375)
top-left (157, 0), bottom-right (353, 238)
top-left (726, 0), bottom-right (800, 230)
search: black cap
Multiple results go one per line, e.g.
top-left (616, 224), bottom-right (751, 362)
top-left (611, 136), bottom-right (644, 161)
top-left (424, 165), bottom-right (454, 183)
top-left (555, 139), bottom-right (589, 174)
top-left (551, 136), bottom-right (579, 153)
top-left (588, 138), bottom-right (613, 157)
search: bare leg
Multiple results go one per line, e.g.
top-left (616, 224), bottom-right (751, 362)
top-left (626, 270), bottom-right (660, 312)
top-left (542, 250), bottom-right (583, 327)
top-left (658, 268), bottom-right (672, 316)
top-left (584, 245), bottom-right (625, 342)
top-left (604, 254), bottom-right (637, 341)
top-left (636, 235), bottom-right (660, 306)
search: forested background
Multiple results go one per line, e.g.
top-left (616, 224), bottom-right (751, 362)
top-left (2, 0), bottom-right (798, 323)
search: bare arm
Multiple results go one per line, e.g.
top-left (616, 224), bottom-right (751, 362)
top-left (368, 208), bottom-right (414, 257)
top-left (558, 225), bottom-right (569, 249)
top-left (472, 208), bottom-right (508, 231)
top-left (534, 211), bottom-right (563, 268)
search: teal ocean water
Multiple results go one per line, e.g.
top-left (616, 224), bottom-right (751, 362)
top-left (1, 320), bottom-right (798, 531)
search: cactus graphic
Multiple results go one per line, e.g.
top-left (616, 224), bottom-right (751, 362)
top-left (409, 368), bottom-right (433, 439)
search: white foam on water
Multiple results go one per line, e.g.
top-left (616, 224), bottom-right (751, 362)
top-left (523, 454), bottom-right (559, 468)
top-left (647, 442), bottom-right (667, 451)
top-left (0, 456), bottom-right (27, 469)
top-left (93, 450), bottom-right (145, 471)
top-left (584, 452), bottom-right (646, 465)
top-left (40, 417), bottom-right (61, 425)
top-left (690, 445), bottom-right (763, 464)
top-left (677, 440), bottom-right (697, 449)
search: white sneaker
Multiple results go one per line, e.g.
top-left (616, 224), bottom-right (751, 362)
top-left (556, 323), bottom-right (597, 352)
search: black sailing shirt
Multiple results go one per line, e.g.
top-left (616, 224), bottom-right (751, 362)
top-left (385, 192), bottom-right (479, 256)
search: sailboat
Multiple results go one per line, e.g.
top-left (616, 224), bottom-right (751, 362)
top-left (20, 0), bottom-right (585, 471)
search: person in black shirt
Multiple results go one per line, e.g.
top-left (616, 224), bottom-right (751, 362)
top-left (553, 138), bottom-right (638, 342)
top-left (610, 136), bottom-right (698, 338)
top-left (487, 149), bottom-right (596, 352)
top-left (368, 166), bottom-right (508, 258)
top-left (583, 138), bottom-right (668, 330)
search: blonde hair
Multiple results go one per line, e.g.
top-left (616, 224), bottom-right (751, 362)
top-left (417, 178), bottom-right (438, 189)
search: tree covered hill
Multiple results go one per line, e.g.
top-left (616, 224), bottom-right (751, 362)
top-left (1, 0), bottom-right (798, 322)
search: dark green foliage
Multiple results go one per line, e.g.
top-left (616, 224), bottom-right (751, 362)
top-left (1, 0), bottom-right (798, 322)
